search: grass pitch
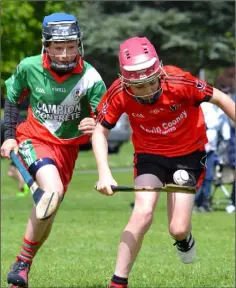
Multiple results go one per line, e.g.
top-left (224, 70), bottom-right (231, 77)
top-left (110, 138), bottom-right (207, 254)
top-left (1, 143), bottom-right (235, 287)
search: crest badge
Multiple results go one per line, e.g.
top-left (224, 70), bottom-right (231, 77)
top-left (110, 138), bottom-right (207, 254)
top-left (170, 104), bottom-right (181, 111)
top-left (72, 88), bottom-right (84, 102)
top-left (196, 81), bottom-right (206, 92)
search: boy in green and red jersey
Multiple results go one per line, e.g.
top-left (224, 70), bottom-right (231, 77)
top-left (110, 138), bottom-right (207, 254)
top-left (1, 13), bottom-right (106, 288)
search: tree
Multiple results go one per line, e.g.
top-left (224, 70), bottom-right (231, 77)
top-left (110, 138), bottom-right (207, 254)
top-left (1, 1), bottom-right (235, 92)
top-left (1, 1), bottom-right (66, 96)
top-left (66, 1), bottom-right (234, 84)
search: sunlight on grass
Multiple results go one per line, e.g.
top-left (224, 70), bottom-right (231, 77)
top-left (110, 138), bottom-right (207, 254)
top-left (1, 144), bottom-right (235, 288)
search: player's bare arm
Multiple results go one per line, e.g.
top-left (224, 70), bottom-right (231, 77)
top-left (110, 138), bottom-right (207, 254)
top-left (210, 88), bottom-right (235, 122)
top-left (92, 122), bottom-right (117, 195)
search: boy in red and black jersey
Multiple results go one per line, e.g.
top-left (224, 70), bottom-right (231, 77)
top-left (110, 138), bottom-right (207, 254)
top-left (93, 37), bottom-right (235, 288)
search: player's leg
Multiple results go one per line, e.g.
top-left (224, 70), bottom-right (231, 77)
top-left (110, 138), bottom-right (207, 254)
top-left (110, 178), bottom-right (160, 288)
top-left (195, 151), bottom-right (214, 212)
top-left (8, 163), bottom-right (29, 197)
top-left (7, 163), bottom-right (24, 190)
top-left (7, 165), bottom-right (64, 287)
top-left (7, 166), bottom-right (64, 287)
top-left (109, 154), bottom-right (165, 288)
top-left (226, 180), bottom-right (236, 213)
top-left (7, 140), bottom-right (77, 287)
top-left (167, 189), bottom-right (196, 263)
top-left (200, 151), bottom-right (215, 211)
top-left (22, 143), bottom-right (77, 250)
top-left (167, 150), bottom-right (206, 264)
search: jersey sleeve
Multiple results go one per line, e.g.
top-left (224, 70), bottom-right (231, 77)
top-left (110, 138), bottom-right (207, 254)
top-left (87, 69), bottom-right (107, 113)
top-left (180, 71), bottom-right (214, 106)
top-left (96, 80), bottom-right (124, 130)
top-left (5, 60), bottom-right (29, 104)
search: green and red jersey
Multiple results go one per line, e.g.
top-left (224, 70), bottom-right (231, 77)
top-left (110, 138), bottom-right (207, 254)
top-left (5, 54), bottom-right (106, 145)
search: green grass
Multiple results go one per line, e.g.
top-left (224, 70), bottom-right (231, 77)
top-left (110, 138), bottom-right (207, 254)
top-left (75, 142), bottom-right (134, 170)
top-left (1, 143), bottom-right (235, 287)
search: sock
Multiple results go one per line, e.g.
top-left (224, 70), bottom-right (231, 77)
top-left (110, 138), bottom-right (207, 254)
top-left (186, 233), bottom-right (194, 246)
top-left (16, 237), bottom-right (40, 264)
top-left (174, 234), bottom-right (194, 252)
top-left (111, 274), bottom-right (128, 285)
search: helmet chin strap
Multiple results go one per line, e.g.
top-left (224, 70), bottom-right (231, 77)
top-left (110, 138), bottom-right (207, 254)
top-left (134, 88), bottom-right (163, 104)
top-left (49, 58), bottom-right (77, 74)
top-left (124, 77), bottom-right (163, 105)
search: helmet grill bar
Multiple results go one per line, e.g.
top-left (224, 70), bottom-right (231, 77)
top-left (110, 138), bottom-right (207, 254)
top-left (120, 61), bottom-right (165, 85)
top-left (119, 71), bottom-right (161, 86)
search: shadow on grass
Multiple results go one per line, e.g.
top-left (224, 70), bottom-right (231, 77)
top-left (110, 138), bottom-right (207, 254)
top-left (86, 284), bottom-right (108, 288)
top-left (51, 286), bottom-right (106, 288)
top-left (58, 286), bottom-right (106, 288)
top-left (52, 284), bottom-right (107, 288)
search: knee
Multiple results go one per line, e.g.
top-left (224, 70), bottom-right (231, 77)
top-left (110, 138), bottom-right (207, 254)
top-left (39, 183), bottom-right (64, 212)
top-left (133, 206), bottom-right (154, 232)
top-left (35, 165), bottom-right (65, 201)
top-left (43, 183), bottom-right (64, 201)
top-left (169, 222), bottom-right (190, 239)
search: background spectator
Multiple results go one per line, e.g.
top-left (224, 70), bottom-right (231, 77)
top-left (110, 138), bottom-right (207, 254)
top-left (1, 98), bottom-right (30, 197)
top-left (225, 94), bottom-right (235, 213)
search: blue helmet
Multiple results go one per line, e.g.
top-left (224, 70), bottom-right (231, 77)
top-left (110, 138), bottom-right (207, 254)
top-left (42, 13), bottom-right (84, 72)
top-left (42, 13), bottom-right (81, 43)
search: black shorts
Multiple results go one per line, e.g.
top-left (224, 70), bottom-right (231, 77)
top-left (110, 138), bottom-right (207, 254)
top-left (134, 150), bottom-right (207, 188)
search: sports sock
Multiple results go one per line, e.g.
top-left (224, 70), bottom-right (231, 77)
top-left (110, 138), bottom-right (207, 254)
top-left (16, 237), bottom-right (40, 264)
top-left (111, 274), bottom-right (128, 285)
top-left (174, 233), bottom-right (195, 252)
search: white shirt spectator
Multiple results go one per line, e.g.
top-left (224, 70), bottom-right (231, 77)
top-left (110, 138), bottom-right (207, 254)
top-left (201, 102), bottom-right (231, 153)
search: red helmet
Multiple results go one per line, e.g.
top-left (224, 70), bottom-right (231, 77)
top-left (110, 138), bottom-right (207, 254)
top-left (119, 37), bottom-right (162, 84)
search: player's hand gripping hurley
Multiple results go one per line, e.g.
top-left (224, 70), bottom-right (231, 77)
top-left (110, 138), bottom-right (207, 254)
top-left (10, 151), bottom-right (59, 219)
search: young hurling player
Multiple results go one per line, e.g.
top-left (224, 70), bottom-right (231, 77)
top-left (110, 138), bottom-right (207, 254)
top-left (1, 13), bottom-right (106, 288)
top-left (92, 37), bottom-right (235, 288)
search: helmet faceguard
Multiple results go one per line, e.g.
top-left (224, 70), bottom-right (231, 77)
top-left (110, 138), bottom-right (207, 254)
top-left (119, 37), bottom-right (167, 103)
top-left (42, 13), bottom-right (84, 73)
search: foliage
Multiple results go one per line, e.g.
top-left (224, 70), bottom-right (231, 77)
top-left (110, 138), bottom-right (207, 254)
top-left (72, 1), bottom-right (234, 82)
top-left (1, 1), bottom-right (235, 94)
top-left (1, 1), bottom-right (66, 95)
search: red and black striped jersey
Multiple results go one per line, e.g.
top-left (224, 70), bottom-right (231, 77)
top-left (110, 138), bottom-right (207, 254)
top-left (97, 65), bottom-right (213, 157)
